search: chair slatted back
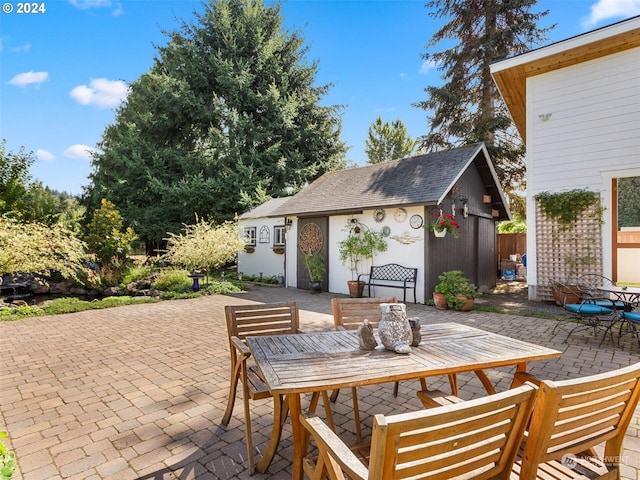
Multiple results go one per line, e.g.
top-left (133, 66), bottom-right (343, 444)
top-left (331, 297), bottom-right (397, 330)
top-left (518, 363), bottom-right (640, 478)
top-left (367, 384), bottom-right (537, 480)
top-left (225, 302), bottom-right (300, 342)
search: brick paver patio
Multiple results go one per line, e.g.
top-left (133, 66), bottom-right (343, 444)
top-left (1, 286), bottom-right (639, 479)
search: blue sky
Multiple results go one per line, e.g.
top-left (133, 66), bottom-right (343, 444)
top-left (1, 0), bottom-right (639, 196)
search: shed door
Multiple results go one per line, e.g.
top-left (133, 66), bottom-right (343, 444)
top-left (296, 217), bottom-right (329, 291)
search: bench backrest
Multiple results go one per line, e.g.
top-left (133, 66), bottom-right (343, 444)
top-left (369, 264), bottom-right (417, 283)
top-left (331, 297), bottom-right (397, 330)
top-left (518, 362), bottom-right (640, 478)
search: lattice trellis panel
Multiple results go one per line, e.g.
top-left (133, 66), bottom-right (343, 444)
top-left (536, 197), bottom-right (603, 302)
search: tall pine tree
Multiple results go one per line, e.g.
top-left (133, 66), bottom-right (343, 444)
top-left (365, 117), bottom-right (420, 164)
top-left (414, 0), bottom-right (553, 218)
top-left (84, 0), bottom-right (347, 252)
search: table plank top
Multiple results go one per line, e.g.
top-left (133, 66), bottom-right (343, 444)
top-left (247, 322), bottom-right (561, 394)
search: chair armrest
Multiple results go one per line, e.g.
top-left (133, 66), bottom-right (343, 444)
top-left (230, 336), bottom-right (251, 356)
top-left (511, 371), bottom-right (542, 388)
top-left (301, 415), bottom-right (368, 480)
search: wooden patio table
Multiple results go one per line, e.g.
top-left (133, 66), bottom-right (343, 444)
top-left (246, 322), bottom-right (562, 480)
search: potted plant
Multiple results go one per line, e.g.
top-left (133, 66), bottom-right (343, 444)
top-left (433, 270), bottom-right (479, 310)
top-left (304, 252), bottom-right (326, 294)
top-left (425, 211), bottom-right (460, 238)
top-left (338, 220), bottom-right (387, 297)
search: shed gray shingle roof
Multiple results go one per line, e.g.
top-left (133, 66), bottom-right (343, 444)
top-left (239, 197), bottom-right (290, 219)
top-left (272, 143), bottom-right (509, 219)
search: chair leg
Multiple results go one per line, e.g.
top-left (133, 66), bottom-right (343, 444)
top-left (241, 368), bottom-right (256, 474)
top-left (393, 381), bottom-right (399, 397)
top-left (256, 393), bottom-right (287, 474)
top-left (221, 362), bottom-right (240, 425)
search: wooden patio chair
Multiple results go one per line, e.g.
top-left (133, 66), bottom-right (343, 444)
top-left (514, 362), bottom-right (640, 479)
top-left (221, 301), bottom-right (332, 474)
top-left (302, 383), bottom-right (538, 480)
top-left (332, 297), bottom-right (457, 421)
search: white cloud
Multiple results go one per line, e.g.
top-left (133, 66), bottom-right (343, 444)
top-left (69, 0), bottom-right (111, 9)
top-left (64, 144), bottom-right (98, 159)
top-left (36, 149), bottom-right (55, 161)
top-left (9, 71), bottom-right (49, 87)
top-left (582, 0), bottom-right (640, 27)
top-left (13, 42), bottom-right (31, 53)
top-left (69, 0), bottom-right (123, 15)
top-left (419, 59), bottom-right (439, 75)
top-left (70, 78), bottom-right (129, 108)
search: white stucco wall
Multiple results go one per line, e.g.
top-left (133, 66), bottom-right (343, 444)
top-left (237, 217), bottom-right (286, 281)
top-left (526, 47), bottom-right (640, 295)
top-left (285, 207), bottom-right (427, 302)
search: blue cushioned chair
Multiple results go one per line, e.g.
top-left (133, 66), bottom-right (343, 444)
top-left (553, 281), bottom-right (618, 344)
top-left (577, 273), bottom-right (626, 310)
top-left (620, 311), bottom-right (640, 347)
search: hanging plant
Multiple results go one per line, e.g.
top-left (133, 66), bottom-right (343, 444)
top-left (534, 189), bottom-right (603, 227)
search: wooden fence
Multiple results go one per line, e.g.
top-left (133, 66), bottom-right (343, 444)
top-left (497, 233), bottom-right (526, 274)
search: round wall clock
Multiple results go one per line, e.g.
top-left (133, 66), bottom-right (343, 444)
top-left (409, 214), bottom-right (424, 229)
top-left (393, 208), bottom-right (407, 222)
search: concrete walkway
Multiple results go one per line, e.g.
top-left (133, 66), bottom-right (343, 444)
top-left (1, 286), bottom-right (639, 480)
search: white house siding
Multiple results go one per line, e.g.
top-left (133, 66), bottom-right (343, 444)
top-left (237, 217), bottom-right (287, 281)
top-left (526, 47), bottom-right (640, 297)
top-left (327, 208), bottom-right (427, 303)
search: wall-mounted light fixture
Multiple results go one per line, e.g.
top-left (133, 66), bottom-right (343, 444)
top-left (453, 196), bottom-right (469, 219)
top-left (284, 218), bottom-right (293, 230)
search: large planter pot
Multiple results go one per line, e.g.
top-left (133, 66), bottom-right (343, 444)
top-left (551, 284), bottom-right (580, 306)
top-left (348, 280), bottom-right (365, 298)
top-left (309, 281), bottom-right (322, 294)
top-left (455, 295), bottom-right (475, 311)
top-left (433, 292), bottom-right (448, 310)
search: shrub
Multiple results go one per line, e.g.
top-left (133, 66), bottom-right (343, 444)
top-left (154, 269), bottom-right (192, 293)
top-left (0, 431), bottom-right (16, 480)
top-left (163, 219), bottom-right (244, 272)
top-left (0, 305), bottom-right (44, 321)
top-left (120, 265), bottom-right (152, 286)
top-left (0, 217), bottom-right (88, 283)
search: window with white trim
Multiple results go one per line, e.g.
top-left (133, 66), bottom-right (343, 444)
top-left (244, 227), bottom-right (256, 246)
top-left (274, 225), bottom-right (285, 246)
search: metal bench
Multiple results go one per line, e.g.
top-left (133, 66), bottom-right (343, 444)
top-left (357, 263), bottom-right (418, 304)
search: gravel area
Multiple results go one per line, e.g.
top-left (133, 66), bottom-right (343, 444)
top-left (474, 280), bottom-right (565, 317)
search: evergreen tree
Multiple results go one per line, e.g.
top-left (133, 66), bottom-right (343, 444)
top-left (365, 117), bottom-right (420, 164)
top-left (84, 0), bottom-right (347, 253)
top-left (414, 0), bottom-right (553, 218)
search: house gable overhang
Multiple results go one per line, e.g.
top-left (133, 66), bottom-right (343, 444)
top-left (490, 16), bottom-right (640, 142)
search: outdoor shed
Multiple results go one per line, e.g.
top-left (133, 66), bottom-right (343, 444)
top-left (269, 142), bottom-right (510, 303)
